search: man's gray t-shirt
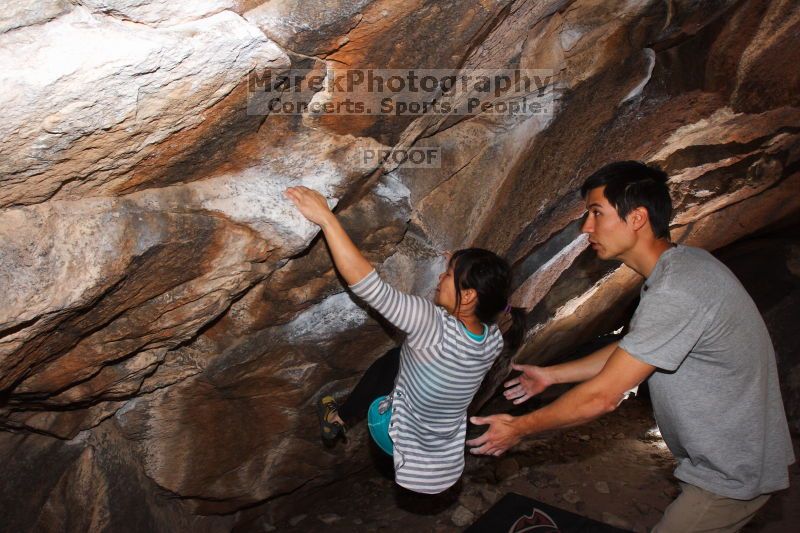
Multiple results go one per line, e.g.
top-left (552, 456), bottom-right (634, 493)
top-left (619, 245), bottom-right (794, 500)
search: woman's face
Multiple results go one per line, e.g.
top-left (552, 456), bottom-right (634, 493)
top-left (435, 264), bottom-right (458, 313)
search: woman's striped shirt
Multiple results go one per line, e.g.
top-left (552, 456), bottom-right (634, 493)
top-left (350, 270), bottom-right (504, 494)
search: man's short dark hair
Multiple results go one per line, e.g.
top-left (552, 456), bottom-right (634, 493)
top-left (580, 161), bottom-right (672, 239)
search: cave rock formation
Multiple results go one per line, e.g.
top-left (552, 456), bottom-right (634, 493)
top-left (1, 0), bottom-right (799, 530)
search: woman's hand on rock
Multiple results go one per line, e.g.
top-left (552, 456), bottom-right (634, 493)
top-left (284, 186), bottom-right (335, 227)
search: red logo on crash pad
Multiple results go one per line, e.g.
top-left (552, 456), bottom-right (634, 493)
top-left (509, 507), bottom-right (560, 532)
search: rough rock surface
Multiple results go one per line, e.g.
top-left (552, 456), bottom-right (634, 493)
top-left (1, 0), bottom-right (799, 530)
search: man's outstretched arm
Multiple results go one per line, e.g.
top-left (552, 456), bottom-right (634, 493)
top-left (467, 346), bottom-right (655, 456)
top-left (504, 340), bottom-right (620, 404)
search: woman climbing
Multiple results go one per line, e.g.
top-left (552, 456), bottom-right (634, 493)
top-left (285, 185), bottom-right (524, 495)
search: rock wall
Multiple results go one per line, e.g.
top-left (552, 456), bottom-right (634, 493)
top-left (1, 0), bottom-right (798, 530)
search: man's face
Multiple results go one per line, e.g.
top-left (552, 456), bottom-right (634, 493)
top-left (581, 186), bottom-right (636, 260)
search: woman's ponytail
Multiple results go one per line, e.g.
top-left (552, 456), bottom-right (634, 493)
top-left (499, 306), bottom-right (526, 351)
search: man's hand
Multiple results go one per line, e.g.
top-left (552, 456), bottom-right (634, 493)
top-left (503, 363), bottom-right (554, 405)
top-left (466, 414), bottom-right (521, 456)
top-left (284, 186), bottom-right (335, 227)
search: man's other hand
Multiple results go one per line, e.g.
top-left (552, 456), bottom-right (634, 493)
top-left (503, 363), bottom-right (553, 404)
top-left (466, 414), bottom-right (521, 456)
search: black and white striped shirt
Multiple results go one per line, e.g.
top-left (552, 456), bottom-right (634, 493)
top-left (350, 270), bottom-right (504, 494)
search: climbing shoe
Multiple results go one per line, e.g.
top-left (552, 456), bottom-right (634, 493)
top-left (318, 395), bottom-right (345, 441)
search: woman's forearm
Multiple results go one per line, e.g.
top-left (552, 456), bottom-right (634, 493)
top-left (318, 213), bottom-right (374, 286)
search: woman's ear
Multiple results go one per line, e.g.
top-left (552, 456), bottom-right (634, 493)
top-left (461, 288), bottom-right (478, 306)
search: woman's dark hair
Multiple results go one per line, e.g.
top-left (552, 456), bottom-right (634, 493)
top-left (580, 161), bottom-right (672, 239)
top-left (449, 248), bottom-right (525, 350)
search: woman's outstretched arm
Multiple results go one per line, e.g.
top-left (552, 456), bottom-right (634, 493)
top-left (285, 186), bottom-right (442, 346)
top-left (285, 186), bottom-right (373, 285)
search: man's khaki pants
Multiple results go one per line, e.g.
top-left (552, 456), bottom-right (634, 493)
top-left (652, 482), bottom-right (770, 533)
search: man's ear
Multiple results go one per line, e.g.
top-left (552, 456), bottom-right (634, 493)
top-left (628, 206), bottom-right (649, 232)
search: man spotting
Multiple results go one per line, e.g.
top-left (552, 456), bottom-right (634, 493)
top-left (466, 161), bottom-right (794, 532)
